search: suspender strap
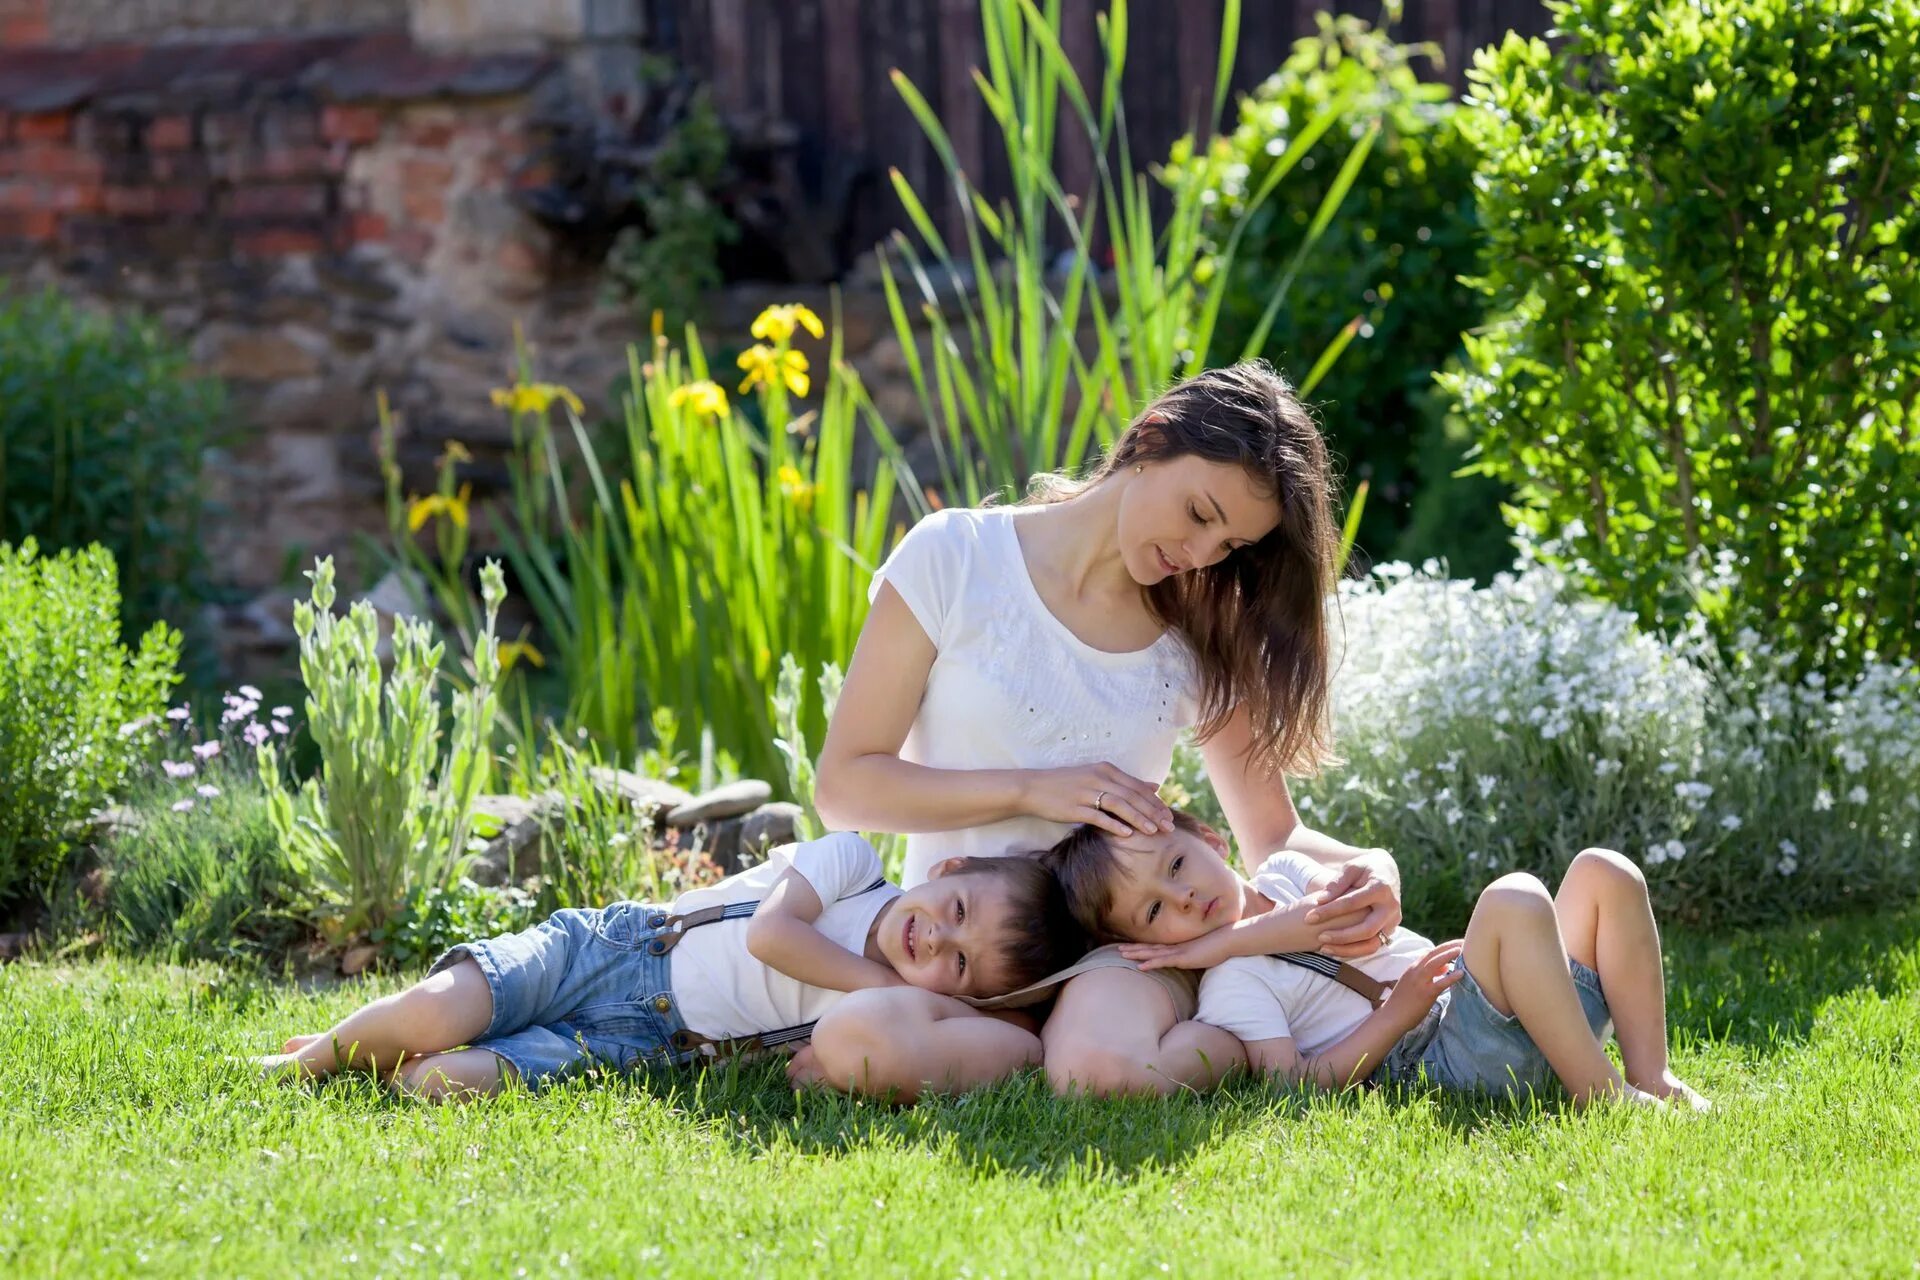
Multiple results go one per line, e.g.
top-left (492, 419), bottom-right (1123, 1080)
top-left (644, 876), bottom-right (890, 955)
top-left (650, 876), bottom-right (891, 1057)
top-left (1269, 951), bottom-right (1391, 1008)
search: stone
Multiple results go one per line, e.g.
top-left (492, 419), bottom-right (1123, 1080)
top-left (737, 802), bottom-right (803, 860)
top-left (82, 804), bottom-right (143, 845)
top-left (469, 790), bottom-right (564, 884)
top-left (197, 325), bottom-right (324, 381)
top-left (702, 816), bottom-right (745, 874)
top-left (666, 779), bottom-right (774, 828)
top-left (0, 933), bottom-right (33, 963)
top-left (584, 767), bottom-right (694, 817)
top-left (341, 943), bottom-right (381, 976)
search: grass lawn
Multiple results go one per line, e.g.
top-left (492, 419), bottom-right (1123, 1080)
top-left (3, 907), bottom-right (1916, 1277)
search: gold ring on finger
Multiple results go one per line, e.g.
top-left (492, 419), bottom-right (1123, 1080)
top-left (1095, 790), bottom-right (1108, 814)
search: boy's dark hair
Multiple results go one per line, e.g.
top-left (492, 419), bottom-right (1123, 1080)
top-left (1040, 811), bottom-right (1218, 943)
top-left (943, 854), bottom-right (1091, 991)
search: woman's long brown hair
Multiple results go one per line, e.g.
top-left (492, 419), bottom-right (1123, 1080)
top-left (1028, 361), bottom-right (1343, 779)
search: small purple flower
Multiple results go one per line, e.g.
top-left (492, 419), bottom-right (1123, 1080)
top-left (271, 705), bottom-right (293, 719)
top-left (239, 684), bottom-right (263, 701)
top-left (165, 706), bottom-right (191, 723)
top-left (221, 699), bottom-right (260, 725)
top-left (271, 720), bottom-right (292, 736)
top-left (243, 722), bottom-right (270, 748)
top-left (196, 784), bottom-right (222, 798)
top-left (170, 798), bottom-right (195, 813)
top-left (192, 740), bottom-right (221, 761)
top-left (161, 760), bottom-right (196, 779)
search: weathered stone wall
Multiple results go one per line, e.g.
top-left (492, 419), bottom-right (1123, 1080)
top-left (45, 0), bottom-right (409, 43)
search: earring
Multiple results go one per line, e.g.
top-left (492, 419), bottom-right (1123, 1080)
top-left (1134, 464), bottom-right (1143, 473)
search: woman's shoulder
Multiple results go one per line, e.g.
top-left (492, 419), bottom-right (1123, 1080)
top-left (904, 505), bottom-right (1012, 545)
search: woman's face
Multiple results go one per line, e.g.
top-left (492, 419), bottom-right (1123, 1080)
top-left (1118, 454), bottom-right (1283, 587)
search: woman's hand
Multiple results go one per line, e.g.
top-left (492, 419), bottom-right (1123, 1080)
top-left (1381, 940), bottom-right (1465, 1029)
top-left (1306, 852), bottom-right (1404, 958)
top-left (1019, 763), bottom-right (1174, 837)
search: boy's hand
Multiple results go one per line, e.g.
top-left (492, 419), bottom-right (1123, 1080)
top-left (1118, 926), bottom-right (1237, 972)
top-left (786, 1044), bottom-right (827, 1089)
top-left (1381, 940), bottom-right (1465, 1028)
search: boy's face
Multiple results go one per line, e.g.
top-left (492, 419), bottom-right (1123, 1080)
top-left (1100, 826), bottom-right (1244, 944)
top-left (873, 869), bottom-right (1021, 998)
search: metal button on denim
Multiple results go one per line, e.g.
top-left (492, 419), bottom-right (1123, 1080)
top-left (653, 995), bottom-right (672, 1013)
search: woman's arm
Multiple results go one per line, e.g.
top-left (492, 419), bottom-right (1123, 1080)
top-left (813, 585), bottom-right (1169, 838)
top-left (745, 868), bottom-right (906, 992)
top-left (1199, 703), bottom-right (1403, 955)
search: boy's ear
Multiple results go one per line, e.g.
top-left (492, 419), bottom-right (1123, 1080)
top-left (1196, 823), bottom-right (1231, 858)
top-left (926, 856), bottom-right (965, 881)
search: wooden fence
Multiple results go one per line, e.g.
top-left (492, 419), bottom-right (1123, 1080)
top-left (643, 0), bottom-right (1550, 267)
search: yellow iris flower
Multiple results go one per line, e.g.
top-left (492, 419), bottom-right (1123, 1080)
top-left (498, 640), bottom-right (546, 672)
top-left (750, 303), bottom-right (826, 344)
top-left (738, 344), bottom-right (811, 397)
top-left (407, 482), bottom-right (473, 532)
top-left (489, 382), bottom-right (586, 417)
top-left (668, 380), bottom-right (730, 418)
top-left (777, 464), bottom-right (817, 512)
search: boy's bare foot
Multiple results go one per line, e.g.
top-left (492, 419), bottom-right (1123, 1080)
top-left (249, 1052), bottom-right (312, 1081)
top-left (1635, 1070), bottom-right (1712, 1112)
top-left (281, 1033), bottom-right (324, 1054)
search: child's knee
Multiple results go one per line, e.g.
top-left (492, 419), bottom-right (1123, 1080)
top-left (1477, 873), bottom-right (1556, 924)
top-left (1568, 847), bottom-right (1645, 891)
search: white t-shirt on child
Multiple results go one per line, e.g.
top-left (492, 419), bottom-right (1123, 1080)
top-left (668, 831), bottom-right (902, 1041)
top-left (1196, 851), bottom-right (1435, 1054)
top-left (870, 507), bottom-right (1203, 887)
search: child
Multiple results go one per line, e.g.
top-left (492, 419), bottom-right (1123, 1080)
top-left (257, 831), bottom-right (1086, 1099)
top-left (1046, 813), bottom-right (1709, 1109)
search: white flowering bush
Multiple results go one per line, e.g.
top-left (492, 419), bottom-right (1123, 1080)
top-left (1169, 559), bottom-right (1920, 931)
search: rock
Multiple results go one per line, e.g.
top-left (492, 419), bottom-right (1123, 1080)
top-left (667, 779), bottom-right (773, 828)
top-left (82, 805), bottom-right (143, 845)
top-left (0, 932), bottom-right (31, 963)
top-left (737, 802), bottom-right (803, 861)
top-left (469, 791), bottom-right (564, 885)
top-left (341, 943), bottom-right (380, 976)
top-left (702, 816), bottom-right (745, 873)
top-left (584, 767), bottom-right (694, 818)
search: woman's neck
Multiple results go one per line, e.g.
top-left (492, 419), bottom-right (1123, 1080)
top-left (1024, 481), bottom-right (1134, 601)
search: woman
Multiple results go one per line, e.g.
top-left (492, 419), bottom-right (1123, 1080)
top-left (797, 361), bottom-right (1403, 1097)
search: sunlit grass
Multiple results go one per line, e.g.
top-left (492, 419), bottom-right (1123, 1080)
top-left (2, 907), bottom-right (1914, 1276)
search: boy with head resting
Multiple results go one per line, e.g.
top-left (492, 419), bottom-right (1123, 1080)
top-left (256, 832), bottom-right (1086, 1099)
top-left (1045, 813), bottom-right (1709, 1109)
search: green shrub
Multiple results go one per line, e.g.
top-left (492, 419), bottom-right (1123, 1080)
top-left (0, 540), bottom-right (179, 905)
top-left (1166, 4), bottom-right (1508, 579)
top-left (257, 556), bottom-right (507, 938)
top-left (1443, 0), bottom-right (1920, 673)
top-left (0, 290), bottom-right (223, 653)
top-left (1168, 560), bottom-right (1920, 933)
top-left (526, 731), bottom-right (661, 910)
top-left (101, 751), bottom-right (308, 963)
top-left (368, 879), bottom-right (539, 970)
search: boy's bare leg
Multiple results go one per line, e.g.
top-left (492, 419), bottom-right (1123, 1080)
top-left (395, 1048), bottom-right (515, 1101)
top-left (259, 957), bottom-right (494, 1081)
top-left (1555, 849), bottom-right (1710, 1110)
top-left (1462, 874), bottom-right (1649, 1107)
top-left (798, 987), bottom-right (1042, 1102)
top-left (1043, 969), bottom-right (1247, 1098)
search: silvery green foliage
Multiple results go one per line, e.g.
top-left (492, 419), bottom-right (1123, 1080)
top-left (1172, 559), bottom-right (1919, 931)
top-left (258, 557), bottom-right (507, 936)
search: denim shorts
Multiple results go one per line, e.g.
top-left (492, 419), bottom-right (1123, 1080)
top-left (1379, 957), bottom-right (1613, 1098)
top-left (429, 900), bottom-right (692, 1091)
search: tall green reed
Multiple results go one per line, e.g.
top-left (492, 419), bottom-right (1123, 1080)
top-left (879, 0), bottom-right (1378, 505)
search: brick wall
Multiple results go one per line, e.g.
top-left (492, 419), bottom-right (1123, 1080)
top-left (47, 0), bottom-right (409, 44)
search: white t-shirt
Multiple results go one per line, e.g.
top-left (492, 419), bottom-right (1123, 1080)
top-left (1196, 851), bottom-right (1434, 1054)
top-left (869, 506), bottom-right (1202, 886)
top-left (668, 831), bottom-right (902, 1040)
